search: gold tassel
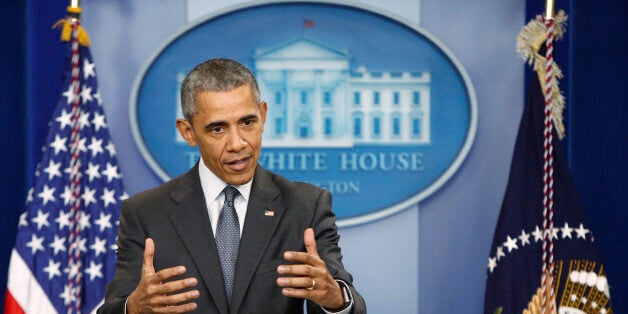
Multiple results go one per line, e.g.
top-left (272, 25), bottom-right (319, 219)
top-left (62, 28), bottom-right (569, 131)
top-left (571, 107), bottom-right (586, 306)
top-left (516, 10), bottom-right (567, 139)
top-left (52, 18), bottom-right (91, 47)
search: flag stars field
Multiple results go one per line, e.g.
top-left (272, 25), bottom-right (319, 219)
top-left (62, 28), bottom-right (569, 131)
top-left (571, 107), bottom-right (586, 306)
top-left (81, 186), bottom-right (97, 207)
top-left (94, 212), bottom-right (113, 232)
top-left (518, 230), bottom-right (531, 246)
top-left (83, 59), bottom-right (95, 79)
top-left (88, 137), bottom-right (104, 156)
top-left (55, 109), bottom-right (73, 130)
top-left (92, 112), bottom-right (106, 131)
top-left (575, 223), bottom-right (589, 239)
top-left (90, 237), bottom-right (108, 257)
top-left (55, 209), bottom-right (72, 230)
top-left (100, 188), bottom-right (117, 207)
top-left (49, 134), bottom-right (67, 155)
top-left (18, 212), bottom-right (28, 227)
top-left (503, 236), bottom-right (518, 253)
top-left (105, 141), bottom-right (116, 156)
top-left (62, 84), bottom-right (78, 105)
top-left (25, 234), bottom-right (45, 255)
top-left (85, 261), bottom-right (103, 281)
top-left (49, 235), bottom-right (66, 255)
top-left (487, 222), bottom-right (595, 273)
top-left (93, 89), bottom-right (102, 106)
top-left (78, 110), bottom-right (91, 129)
top-left (85, 162), bottom-right (101, 182)
top-left (43, 259), bottom-right (62, 280)
top-left (561, 222), bottom-right (573, 239)
top-left (43, 160), bottom-right (62, 180)
top-left (81, 85), bottom-right (93, 103)
top-left (488, 257), bottom-right (497, 273)
top-left (78, 212), bottom-right (91, 230)
top-left (31, 210), bottom-right (50, 230)
top-left (101, 162), bottom-right (121, 182)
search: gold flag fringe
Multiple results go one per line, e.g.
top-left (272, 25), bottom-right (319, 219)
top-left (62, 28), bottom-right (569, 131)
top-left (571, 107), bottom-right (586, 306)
top-left (516, 10), bottom-right (567, 139)
top-left (52, 18), bottom-right (91, 47)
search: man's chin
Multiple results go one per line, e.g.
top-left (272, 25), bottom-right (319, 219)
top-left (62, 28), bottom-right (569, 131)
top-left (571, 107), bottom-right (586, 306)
top-left (222, 171), bottom-right (255, 186)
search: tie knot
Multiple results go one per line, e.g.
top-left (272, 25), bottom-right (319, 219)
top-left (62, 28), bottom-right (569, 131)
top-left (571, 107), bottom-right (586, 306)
top-left (223, 186), bottom-right (238, 203)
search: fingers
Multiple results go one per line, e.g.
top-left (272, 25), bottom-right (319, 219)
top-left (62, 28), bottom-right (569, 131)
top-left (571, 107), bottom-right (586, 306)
top-left (277, 263), bottom-right (322, 277)
top-left (280, 286), bottom-right (321, 300)
top-left (282, 251), bottom-right (321, 266)
top-left (149, 275), bottom-right (198, 296)
top-left (277, 275), bottom-right (344, 310)
top-left (151, 289), bottom-right (200, 308)
top-left (154, 303), bottom-right (198, 313)
top-left (276, 276), bottom-right (316, 290)
top-left (130, 238), bottom-right (200, 314)
top-left (276, 228), bottom-right (345, 309)
top-left (281, 228), bottom-right (320, 266)
top-left (141, 239), bottom-right (190, 286)
top-left (149, 266), bottom-right (188, 285)
top-left (142, 238), bottom-right (155, 276)
top-left (130, 267), bottom-right (199, 313)
top-left (303, 228), bottom-right (319, 257)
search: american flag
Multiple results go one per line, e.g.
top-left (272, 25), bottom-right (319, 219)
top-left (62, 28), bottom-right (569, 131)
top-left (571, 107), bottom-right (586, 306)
top-left (4, 18), bottom-right (126, 313)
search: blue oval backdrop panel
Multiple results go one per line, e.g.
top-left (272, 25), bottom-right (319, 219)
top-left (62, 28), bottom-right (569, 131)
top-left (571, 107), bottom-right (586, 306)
top-left (131, 1), bottom-right (477, 226)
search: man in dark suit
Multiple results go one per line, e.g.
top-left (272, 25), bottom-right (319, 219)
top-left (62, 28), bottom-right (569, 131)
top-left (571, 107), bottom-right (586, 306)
top-left (99, 59), bottom-right (366, 313)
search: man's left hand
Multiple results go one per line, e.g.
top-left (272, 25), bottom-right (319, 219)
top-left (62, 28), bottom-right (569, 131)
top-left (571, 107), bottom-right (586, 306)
top-left (277, 228), bottom-right (345, 311)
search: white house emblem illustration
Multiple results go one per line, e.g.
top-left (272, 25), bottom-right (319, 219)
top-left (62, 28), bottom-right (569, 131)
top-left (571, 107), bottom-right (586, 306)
top-left (176, 37), bottom-right (431, 147)
top-left (131, 2), bottom-right (477, 226)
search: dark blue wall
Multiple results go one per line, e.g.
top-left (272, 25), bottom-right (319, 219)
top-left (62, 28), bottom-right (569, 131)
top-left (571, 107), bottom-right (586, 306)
top-left (0, 0), bottom-right (66, 305)
top-left (0, 0), bottom-right (26, 305)
top-left (568, 1), bottom-right (628, 312)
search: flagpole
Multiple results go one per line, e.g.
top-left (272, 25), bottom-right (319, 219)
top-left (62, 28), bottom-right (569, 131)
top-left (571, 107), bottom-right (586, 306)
top-left (545, 0), bottom-right (555, 19)
top-left (541, 1), bottom-right (556, 313)
top-left (68, 0), bottom-right (81, 17)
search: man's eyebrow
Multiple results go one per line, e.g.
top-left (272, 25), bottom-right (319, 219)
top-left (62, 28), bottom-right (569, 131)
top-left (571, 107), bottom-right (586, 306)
top-left (204, 120), bottom-right (226, 131)
top-left (239, 114), bottom-right (259, 122)
top-left (203, 114), bottom-right (258, 131)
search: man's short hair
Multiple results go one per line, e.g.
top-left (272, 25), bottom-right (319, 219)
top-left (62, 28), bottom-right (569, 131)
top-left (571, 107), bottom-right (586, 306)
top-left (180, 58), bottom-right (261, 122)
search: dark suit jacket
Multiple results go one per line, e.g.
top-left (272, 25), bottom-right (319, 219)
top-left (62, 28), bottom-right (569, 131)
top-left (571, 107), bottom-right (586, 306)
top-left (98, 164), bottom-right (366, 314)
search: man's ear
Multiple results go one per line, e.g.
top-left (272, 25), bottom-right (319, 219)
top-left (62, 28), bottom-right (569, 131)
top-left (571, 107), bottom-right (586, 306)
top-left (176, 118), bottom-right (196, 147)
top-left (260, 101), bottom-right (268, 132)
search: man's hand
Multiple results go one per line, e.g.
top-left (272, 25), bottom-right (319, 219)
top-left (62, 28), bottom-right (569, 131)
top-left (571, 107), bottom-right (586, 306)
top-left (126, 238), bottom-right (200, 313)
top-left (276, 228), bottom-right (345, 310)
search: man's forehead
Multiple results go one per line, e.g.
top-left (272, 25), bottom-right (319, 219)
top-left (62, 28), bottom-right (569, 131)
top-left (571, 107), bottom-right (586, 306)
top-left (195, 84), bottom-right (255, 98)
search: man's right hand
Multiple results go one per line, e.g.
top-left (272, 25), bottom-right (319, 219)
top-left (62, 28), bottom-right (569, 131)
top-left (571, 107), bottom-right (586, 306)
top-left (126, 238), bottom-right (200, 313)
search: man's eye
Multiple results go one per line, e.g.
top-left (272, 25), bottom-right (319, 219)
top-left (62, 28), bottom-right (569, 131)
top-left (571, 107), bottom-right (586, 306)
top-left (210, 126), bottom-right (225, 133)
top-left (243, 120), bottom-right (254, 126)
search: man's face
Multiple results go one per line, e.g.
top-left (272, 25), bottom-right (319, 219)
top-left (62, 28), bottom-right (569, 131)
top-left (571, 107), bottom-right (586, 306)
top-left (176, 85), bottom-right (267, 185)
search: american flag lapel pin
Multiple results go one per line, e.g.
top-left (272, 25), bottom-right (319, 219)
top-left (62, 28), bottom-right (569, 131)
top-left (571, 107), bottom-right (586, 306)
top-left (264, 210), bottom-right (275, 217)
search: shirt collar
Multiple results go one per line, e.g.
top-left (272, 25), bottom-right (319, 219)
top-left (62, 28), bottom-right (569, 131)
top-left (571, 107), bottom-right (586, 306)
top-left (198, 157), bottom-right (252, 203)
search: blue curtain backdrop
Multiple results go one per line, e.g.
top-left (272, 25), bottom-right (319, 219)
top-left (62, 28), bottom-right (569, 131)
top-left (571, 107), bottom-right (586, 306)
top-left (0, 0), bottom-right (27, 306)
top-left (1, 0), bottom-right (625, 312)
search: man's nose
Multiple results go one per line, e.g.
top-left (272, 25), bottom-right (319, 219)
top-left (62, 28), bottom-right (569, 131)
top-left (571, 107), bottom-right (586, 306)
top-left (227, 129), bottom-right (247, 151)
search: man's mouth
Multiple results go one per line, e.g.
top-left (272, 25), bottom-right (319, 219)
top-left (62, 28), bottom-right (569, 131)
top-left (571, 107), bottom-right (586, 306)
top-left (226, 156), bottom-right (250, 171)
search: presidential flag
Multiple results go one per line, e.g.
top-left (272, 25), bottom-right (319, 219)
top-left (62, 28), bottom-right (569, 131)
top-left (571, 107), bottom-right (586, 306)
top-left (4, 15), bottom-right (126, 314)
top-left (484, 13), bottom-right (613, 314)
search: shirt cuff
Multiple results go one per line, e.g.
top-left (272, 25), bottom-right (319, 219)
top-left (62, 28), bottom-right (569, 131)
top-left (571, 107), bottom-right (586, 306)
top-left (320, 279), bottom-right (354, 314)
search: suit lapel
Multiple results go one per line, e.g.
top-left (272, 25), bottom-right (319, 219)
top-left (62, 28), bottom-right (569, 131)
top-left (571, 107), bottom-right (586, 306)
top-left (166, 166), bottom-right (229, 314)
top-left (231, 167), bottom-right (284, 312)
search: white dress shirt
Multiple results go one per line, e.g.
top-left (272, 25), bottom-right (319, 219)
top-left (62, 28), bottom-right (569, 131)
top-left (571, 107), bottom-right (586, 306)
top-left (198, 158), bottom-right (252, 237)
